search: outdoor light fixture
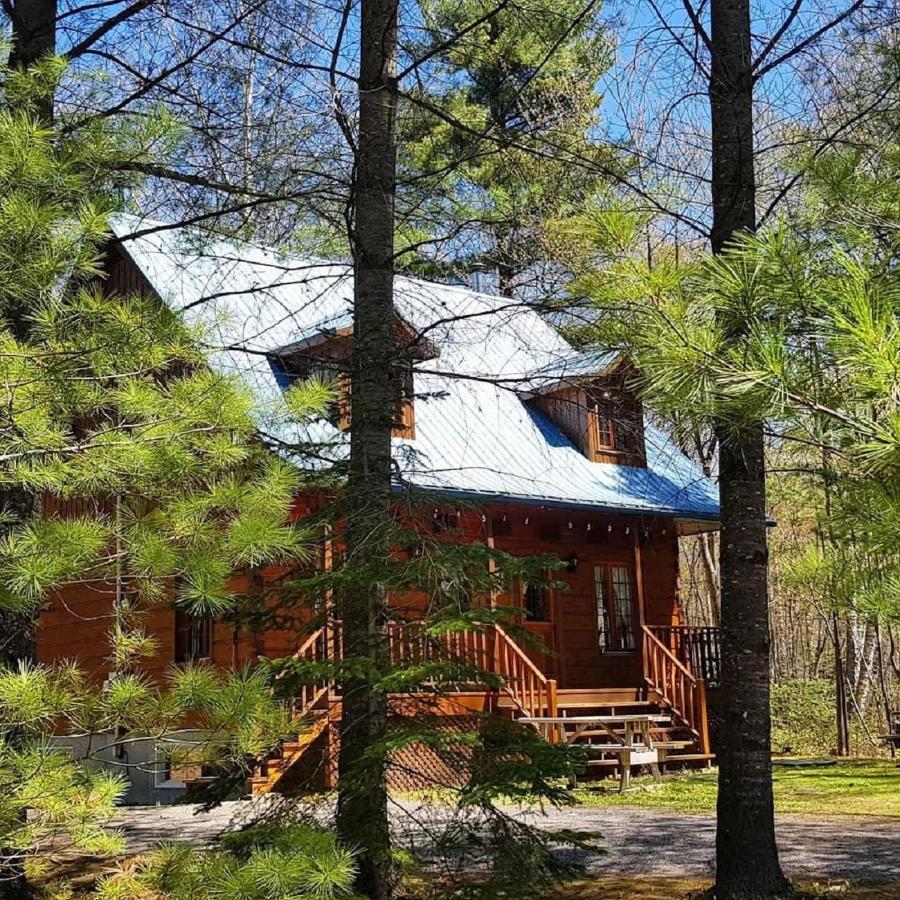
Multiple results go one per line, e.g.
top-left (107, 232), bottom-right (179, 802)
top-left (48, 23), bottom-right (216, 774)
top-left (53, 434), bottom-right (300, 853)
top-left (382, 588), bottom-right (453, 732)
top-left (565, 554), bottom-right (580, 573)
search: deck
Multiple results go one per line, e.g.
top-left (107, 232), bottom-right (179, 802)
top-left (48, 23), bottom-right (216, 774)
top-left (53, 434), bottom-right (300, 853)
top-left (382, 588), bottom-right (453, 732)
top-left (246, 621), bottom-right (719, 795)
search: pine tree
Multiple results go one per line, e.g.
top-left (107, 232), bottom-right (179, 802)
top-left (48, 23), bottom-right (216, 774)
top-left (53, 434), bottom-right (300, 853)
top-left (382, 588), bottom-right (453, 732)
top-left (400, 0), bottom-right (618, 294)
top-left (0, 56), bottom-right (330, 895)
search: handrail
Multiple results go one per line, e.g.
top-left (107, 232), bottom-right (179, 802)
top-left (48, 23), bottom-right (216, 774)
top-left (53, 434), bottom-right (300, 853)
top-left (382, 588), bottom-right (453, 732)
top-left (642, 625), bottom-right (711, 755)
top-left (645, 625), bottom-right (721, 688)
top-left (283, 619), bottom-right (558, 722)
top-left (644, 626), bottom-right (697, 684)
top-left (493, 624), bottom-right (547, 680)
top-left (493, 624), bottom-right (558, 719)
top-left (283, 624), bottom-right (333, 719)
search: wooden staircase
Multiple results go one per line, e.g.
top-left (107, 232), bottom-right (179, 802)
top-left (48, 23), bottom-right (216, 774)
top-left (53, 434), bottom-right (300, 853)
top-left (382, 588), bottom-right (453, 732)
top-left (641, 625), bottom-right (713, 763)
top-left (250, 711), bottom-right (331, 794)
top-left (247, 621), bottom-right (714, 795)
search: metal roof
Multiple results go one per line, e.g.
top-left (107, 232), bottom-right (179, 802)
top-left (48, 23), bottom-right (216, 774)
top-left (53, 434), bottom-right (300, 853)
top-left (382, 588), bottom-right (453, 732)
top-left (110, 215), bottom-right (719, 523)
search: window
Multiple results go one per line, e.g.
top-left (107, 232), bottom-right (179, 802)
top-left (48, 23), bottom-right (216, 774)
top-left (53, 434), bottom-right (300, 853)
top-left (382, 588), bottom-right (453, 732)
top-left (174, 610), bottom-right (212, 663)
top-left (588, 391), bottom-right (645, 461)
top-left (594, 399), bottom-right (615, 449)
top-left (436, 578), bottom-right (472, 613)
top-left (594, 564), bottom-right (637, 652)
top-left (521, 579), bottom-right (550, 622)
top-left (272, 354), bottom-right (350, 429)
top-left (271, 352), bottom-right (414, 436)
top-left (156, 746), bottom-right (217, 787)
top-left (432, 511), bottom-right (460, 533)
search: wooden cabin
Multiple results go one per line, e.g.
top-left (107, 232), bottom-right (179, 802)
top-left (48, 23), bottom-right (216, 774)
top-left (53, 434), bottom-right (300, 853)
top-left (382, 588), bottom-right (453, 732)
top-left (36, 216), bottom-right (722, 802)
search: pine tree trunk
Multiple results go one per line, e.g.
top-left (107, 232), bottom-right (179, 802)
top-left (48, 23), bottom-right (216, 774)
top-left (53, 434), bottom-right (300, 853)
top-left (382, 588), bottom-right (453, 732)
top-left (834, 614), bottom-right (851, 756)
top-left (698, 531), bottom-right (720, 626)
top-left (2, 5), bottom-right (58, 892)
top-left (7, 0), bottom-right (56, 68)
top-left (6, 0), bottom-right (57, 121)
top-left (334, 0), bottom-right (398, 894)
top-left (854, 620), bottom-right (878, 715)
top-left (709, 1), bottom-right (789, 895)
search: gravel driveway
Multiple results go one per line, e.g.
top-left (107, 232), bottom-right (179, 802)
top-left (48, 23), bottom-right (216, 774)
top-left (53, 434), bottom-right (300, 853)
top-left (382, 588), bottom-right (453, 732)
top-left (110, 799), bottom-right (899, 883)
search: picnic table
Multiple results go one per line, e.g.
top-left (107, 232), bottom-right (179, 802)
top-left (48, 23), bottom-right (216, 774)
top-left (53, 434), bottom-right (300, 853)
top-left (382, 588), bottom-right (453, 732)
top-left (518, 714), bottom-right (672, 792)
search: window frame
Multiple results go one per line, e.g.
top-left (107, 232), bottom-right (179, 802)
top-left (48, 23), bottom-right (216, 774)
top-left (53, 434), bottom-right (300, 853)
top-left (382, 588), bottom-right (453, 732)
top-left (519, 576), bottom-right (551, 623)
top-left (587, 390), bottom-right (645, 463)
top-left (593, 562), bottom-right (638, 653)
top-left (274, 351), bottom-right (414, 437)
top-left (174, 609), bottom-right (212, 664)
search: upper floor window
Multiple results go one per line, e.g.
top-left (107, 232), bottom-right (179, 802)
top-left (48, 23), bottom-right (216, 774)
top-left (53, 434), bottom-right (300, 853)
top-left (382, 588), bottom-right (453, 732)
top-left (271, 348), bottom-right (417, 437)
top-left (588, 392), bottom-right (644, 462)
top-left (526, 360), bottom-right (647, 467)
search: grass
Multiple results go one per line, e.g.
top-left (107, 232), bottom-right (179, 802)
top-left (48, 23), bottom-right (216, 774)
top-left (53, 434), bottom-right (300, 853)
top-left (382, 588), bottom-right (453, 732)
top-left (573, 759), bottom-right (900, 817)
top-left (556, 877), bottom-right (900, 898)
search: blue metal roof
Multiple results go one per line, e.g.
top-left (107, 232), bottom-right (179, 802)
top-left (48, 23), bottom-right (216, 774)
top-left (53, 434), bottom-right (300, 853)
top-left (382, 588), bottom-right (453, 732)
top-left (110, 215), bottom-right (719, 523)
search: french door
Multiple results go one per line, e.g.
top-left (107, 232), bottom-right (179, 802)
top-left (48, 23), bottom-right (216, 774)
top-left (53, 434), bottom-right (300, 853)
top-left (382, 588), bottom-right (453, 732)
top-left (593, 563), bottom-right (637, 652)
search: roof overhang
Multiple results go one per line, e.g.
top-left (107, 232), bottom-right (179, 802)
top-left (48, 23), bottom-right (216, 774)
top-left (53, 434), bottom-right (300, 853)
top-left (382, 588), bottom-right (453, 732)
top-left (273, 311), bottom-right (439, 361)
top-left (522, 349), bottom-right (631, 397)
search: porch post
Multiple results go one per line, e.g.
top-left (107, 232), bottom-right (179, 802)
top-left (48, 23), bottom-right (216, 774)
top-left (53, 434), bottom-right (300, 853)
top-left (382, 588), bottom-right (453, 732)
top-left (697, 679), bottom-right (712, 756)
top-left (633, 522), bottom-right (647, 628)
top-left (633, 524), bottom-right (648, 692)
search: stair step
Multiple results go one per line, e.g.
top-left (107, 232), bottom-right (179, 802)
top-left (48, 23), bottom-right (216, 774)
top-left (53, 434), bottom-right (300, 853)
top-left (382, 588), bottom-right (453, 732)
top-left (251, 716), bottom-right (331, 796)
top-left (564, 728), bottom-right (681, 741)
top-left (660, 752), bottom-right (715, 763)
top-left (556, 700), bottom-right (663, 713)
top-left (496, 693), bottom-right (650, 710)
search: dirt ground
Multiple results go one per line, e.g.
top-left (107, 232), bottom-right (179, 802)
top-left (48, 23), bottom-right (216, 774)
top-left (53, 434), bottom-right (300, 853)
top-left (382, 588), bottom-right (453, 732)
top-left (109, 799), bottom-right (900, 884)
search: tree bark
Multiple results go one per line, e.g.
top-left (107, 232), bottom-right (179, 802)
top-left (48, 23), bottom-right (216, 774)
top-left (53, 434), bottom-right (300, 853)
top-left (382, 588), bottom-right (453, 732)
top-left (6, 0), bottom-right (57, 69)
top-left (6, 0), bottom-right (57, 121)
top-left (709, 1), bottom-right (790, 896)
top-left (334, 0), bottom-right (398, 894)
top-left (833, 612), bottom-right (851, 756)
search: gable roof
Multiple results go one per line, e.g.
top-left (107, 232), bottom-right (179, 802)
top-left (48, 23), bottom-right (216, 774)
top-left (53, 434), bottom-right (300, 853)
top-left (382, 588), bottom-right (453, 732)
top-left (109, 215), bottom-right (719, 526)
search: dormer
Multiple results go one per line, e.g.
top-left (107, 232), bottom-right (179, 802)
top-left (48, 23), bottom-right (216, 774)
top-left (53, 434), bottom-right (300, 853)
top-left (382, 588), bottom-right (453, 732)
top-left (526, 351), bottom-right (646, 467)
top-left (269, 313), bottom-right (438, 439)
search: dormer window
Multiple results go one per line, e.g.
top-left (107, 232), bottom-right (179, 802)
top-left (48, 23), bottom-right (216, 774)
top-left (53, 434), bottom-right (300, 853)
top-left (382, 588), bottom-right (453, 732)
top-left (587, 391), bottom-right (645, 464)
top-left (594, 398), bottom-right (615, 449)
top-left (269, 313), bottom-right (436, 439)
top-left (526, 352), bottom-right (646, 467)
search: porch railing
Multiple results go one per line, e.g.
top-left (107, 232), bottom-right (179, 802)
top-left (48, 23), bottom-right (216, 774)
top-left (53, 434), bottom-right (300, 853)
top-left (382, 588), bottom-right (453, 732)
top-left (492, 623), bottom-right (558, 719)
top-left (283, 620), bottom-right (557, 722)
top-left (646, 625), bottom-right (721, 688)
top-left (641, 625), bottom-right (711, 755)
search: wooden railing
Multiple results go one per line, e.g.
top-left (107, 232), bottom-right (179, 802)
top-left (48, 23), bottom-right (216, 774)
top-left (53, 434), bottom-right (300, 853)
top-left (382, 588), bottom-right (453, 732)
top-left (386, 621), bottom-right (493, 676)
top-left (492, 624), bottom-right (558, 719)
top-left (282, 623), bottom-right (335, 719)
top-left (646, 625), bottom-right (721, 688)
top-left (642, 625), bottom-right (711, 755)
top-left (284, 620), bottom-right (557, 722)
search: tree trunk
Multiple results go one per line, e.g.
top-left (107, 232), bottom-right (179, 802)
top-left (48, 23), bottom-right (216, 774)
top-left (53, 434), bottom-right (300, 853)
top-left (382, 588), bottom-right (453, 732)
top-left (709, 1), bottom-right (789, 895)
top-left (854, 619), bottom-right (878, 715)
top-left (334, 0), bottom-right (398, 894)
top-left (6, 0), bottom-right (57, 121)
top-left (833, 613), bottom-right (851, 756)
top-left (698, 530), bottom-right (720, 626)
top-left (1, 4), bottom-right (59, 889)
top-left (7, 0), bottom-right (56, 68)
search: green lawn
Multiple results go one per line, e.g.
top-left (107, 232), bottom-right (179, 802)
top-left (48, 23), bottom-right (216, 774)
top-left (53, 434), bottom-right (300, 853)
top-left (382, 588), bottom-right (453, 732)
top-left (573, 759), bottom-right (900, 817)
